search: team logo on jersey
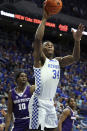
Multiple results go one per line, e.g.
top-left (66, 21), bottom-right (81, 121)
top-left (24, 94), bottom-right (27, 97)
top-left (16, 96), bottom-right (18, 99)
top-left (49, 59), bottom-right (56, 62)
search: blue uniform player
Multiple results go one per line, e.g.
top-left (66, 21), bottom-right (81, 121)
top-left (58, 98), bottom-right (76, 131)
top-left (5, 71), bottom-right (35, 131)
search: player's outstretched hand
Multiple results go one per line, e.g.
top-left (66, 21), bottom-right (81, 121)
top-left (72, 24), bottom-right (85, 41)
top-left (43, 1), bottom-right (51, 19)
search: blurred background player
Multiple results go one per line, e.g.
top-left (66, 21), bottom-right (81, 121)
top-left (58, 98), bottom-right (76, 131)
top-left (29, 4), bottom-right (84, 131)
top-left (5, 71), bottom-right (35, 131)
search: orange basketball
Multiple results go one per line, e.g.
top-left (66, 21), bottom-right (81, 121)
top-left (45, 0), bottom-right (63, 15)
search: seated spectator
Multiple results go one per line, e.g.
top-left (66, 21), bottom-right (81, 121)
top-left (76, 95), bottom-right (82, 108)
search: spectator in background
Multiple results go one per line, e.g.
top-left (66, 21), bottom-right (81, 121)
top-left (0, 97), bottom-right (7, 131)
top-left (54, 96), bottom-right (64, 119)
top-left (76, 95), bottom-right (82, 108)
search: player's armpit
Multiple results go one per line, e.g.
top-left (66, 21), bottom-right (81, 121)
top-left (33, 39), bottom-right (46, 67)
top-left (56, 55), bottom-right (75, 67)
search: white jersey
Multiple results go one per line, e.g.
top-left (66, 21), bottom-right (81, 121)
top-left (34, 58), bottom-right (60, 99)
top-left (29, 58), bottom-right (60, 130)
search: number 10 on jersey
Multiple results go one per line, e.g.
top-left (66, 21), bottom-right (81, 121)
top-left (19, 103), bottom-right (26, 110)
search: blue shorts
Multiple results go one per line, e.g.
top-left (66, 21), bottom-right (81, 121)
top-left (11, 118), bottom-right (30, 131)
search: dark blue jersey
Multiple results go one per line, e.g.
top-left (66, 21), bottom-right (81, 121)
top-left (11, 86), bottom-right (31, 120)
top-left (62, 107), bottom-right (75, 131)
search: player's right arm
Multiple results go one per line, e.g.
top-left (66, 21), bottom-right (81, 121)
top-left (33, 6), bottom-right (50, 67)
top-left (58, 109), bottom-right (70, 131)
top-left (56, 24), bottom-right (84, 67)
top-left (5, 92), bottom-right (13, 131)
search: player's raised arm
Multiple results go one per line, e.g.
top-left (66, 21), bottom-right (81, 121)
top-left (5, 92), bottom-right (13, 131)
top-left (33, 6), bottom-right (50, 67)
top-left (56, 24), bottom-right (85, 67)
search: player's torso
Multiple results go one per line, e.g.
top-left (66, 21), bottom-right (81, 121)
top-left (11, 86), bottom-right (31, 119)
top-left (34, 58), bottom-right (60, 99)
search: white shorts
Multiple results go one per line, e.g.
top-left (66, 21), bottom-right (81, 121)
top-left (29, 95), bottom-right (58, 130)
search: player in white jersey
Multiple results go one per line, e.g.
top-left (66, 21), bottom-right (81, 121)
top-left (29, 5), bottom-right (84, 131)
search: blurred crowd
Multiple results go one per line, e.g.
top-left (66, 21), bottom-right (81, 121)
top-left (56, 62), bottom-right (87, 112)
top-left (62, 0), bottom-right (87, 19)
top-left (0, 28), bottom-right (34, 97)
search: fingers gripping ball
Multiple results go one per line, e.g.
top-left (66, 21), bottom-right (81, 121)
top-left (45, 0), bottom-right (63, 15)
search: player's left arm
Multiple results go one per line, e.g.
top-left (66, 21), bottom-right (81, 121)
top-left (30, 85), bottom-right (35, 94)
top-left (56, 24), bottom-right (85, 67)
top-left (58, 109), bottom-right (70, 131)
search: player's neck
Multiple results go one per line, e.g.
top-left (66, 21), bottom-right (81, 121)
top-left (47, 54), bottom-right (54, 60)
top-left (69, 106), bottom-right (74, 110)
top-left (17, 84), bottom-right (26, 92)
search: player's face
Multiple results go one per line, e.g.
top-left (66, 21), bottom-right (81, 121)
top-left (43, 42), bottom-right (54, 57)
top-left (69, 98), bottom-right (75, 109)
top-left (18, 73), bottom-right (27, 84)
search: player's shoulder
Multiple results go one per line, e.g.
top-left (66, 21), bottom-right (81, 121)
top-left (55, 57), bottom-right (62, 62)
top-left (26, 85), bottom-right (31, 91)
top-left (63, 108), bottom-right (71, 115)
top-left (9, 87), bottom-right (16, 96)
top-left (9, 88), bottom-right (15, 92)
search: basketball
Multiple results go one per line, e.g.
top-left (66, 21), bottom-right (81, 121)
top-left (45, 0), bottom-right (63, 15)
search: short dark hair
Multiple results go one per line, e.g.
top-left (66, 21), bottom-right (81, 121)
top-left (43, 41), bottom-right (54, 46)
top-left (15, 71), bottom-right (25, 82)
top-left (67, 97), bottom-right (74, 104)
